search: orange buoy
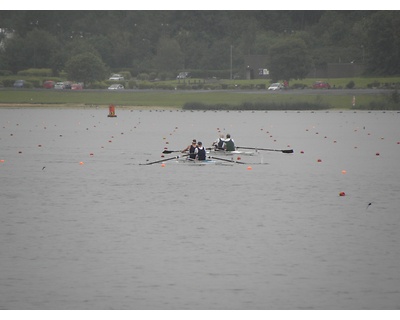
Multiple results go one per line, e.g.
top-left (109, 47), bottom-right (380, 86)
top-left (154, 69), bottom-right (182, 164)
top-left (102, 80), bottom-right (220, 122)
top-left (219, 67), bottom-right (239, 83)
top-left (341, 170), bottom-right (347, 174)
top-left (108, 104), bottom-right (117, 117)
top-left (247, 166), bottom-right (252, 170)
top-left (339, 191), bottom-right (346, 196)
top-left (161, 163), bottom-right (166, 167)
top-left (79, 161), bottom-right (84, 165)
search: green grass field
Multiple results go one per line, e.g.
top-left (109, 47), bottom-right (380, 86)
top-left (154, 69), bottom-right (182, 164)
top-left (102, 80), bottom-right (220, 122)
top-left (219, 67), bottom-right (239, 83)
top-left (0, 88), bottom-right (394, 109)
top-left (1, 75), bottom-right (399, 109)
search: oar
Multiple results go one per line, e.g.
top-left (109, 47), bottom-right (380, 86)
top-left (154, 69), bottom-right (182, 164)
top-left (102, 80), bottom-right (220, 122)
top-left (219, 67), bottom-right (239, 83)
top-left (164, 148), bottom-right (215, 154)
top-left (139, 156), bottom-right (178, 165)
top-left (237, 146), bottom-right (293, 153)
top-left (209, 156), bottom-right (246, 164)
top-left (162, 150), bottom-right (183, 154)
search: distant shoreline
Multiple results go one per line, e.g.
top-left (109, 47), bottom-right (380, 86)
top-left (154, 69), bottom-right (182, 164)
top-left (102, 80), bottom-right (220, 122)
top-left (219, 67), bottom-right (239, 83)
top-left (0, 103), bottom-right (181, 110)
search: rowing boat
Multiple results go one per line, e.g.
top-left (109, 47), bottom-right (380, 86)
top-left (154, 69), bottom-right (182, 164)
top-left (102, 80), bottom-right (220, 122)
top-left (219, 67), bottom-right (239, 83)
top-left (175, 157), bottom-right (234, 166)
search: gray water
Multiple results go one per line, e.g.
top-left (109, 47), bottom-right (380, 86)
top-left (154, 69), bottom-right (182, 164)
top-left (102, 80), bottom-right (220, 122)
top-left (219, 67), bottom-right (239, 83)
top-left (1, 108), bottom-right (399, 310)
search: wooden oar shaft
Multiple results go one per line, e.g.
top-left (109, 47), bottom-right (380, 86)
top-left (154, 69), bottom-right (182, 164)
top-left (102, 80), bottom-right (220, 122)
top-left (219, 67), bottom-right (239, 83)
top-left (237, 146), bottom-right (293, 153)
top-left (140, 156), bottom-right (177, 165)
top-left (209, 156), bottom-right (246, 164)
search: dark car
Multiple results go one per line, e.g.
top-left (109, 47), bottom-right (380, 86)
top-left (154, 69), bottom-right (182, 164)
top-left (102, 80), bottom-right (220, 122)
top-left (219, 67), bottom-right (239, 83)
top-left (13, 80), bottom-right (25, 88)
top-left (64, 81), bottom-right (72, 89)
top-left (312, 81), bottom-right (331, 89)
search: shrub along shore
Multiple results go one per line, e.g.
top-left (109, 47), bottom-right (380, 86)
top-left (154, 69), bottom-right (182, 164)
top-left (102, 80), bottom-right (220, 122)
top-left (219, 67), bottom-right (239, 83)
top-left (0, 87), bottom-right (399, 110)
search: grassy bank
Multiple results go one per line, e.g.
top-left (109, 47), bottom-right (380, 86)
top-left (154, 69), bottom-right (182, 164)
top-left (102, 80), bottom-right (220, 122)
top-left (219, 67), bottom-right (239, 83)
top-left (0, 88), bottom-right (398, 110)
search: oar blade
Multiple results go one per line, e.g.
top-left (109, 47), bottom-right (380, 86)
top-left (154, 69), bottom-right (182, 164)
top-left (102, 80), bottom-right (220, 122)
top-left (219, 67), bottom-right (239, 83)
top-left (162, 150), bottom-right (180, 154)
top-left (140, 156), bottom-right (177, 165)
top-left (281, 149), bottom-right (294, 153)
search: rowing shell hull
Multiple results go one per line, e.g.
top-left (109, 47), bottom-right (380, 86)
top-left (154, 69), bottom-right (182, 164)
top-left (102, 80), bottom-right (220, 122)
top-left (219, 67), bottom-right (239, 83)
top-left (176, 158), bottom-right (233, 166)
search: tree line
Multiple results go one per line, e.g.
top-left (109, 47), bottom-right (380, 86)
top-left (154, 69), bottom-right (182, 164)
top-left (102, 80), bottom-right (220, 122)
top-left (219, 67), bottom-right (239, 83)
top-left (0, 10), bottom-right (399, 83)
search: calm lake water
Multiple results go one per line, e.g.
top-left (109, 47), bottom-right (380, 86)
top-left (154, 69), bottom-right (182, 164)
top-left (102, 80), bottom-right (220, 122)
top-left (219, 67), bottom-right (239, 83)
top-left (1, 107), bottom-right (399, 310)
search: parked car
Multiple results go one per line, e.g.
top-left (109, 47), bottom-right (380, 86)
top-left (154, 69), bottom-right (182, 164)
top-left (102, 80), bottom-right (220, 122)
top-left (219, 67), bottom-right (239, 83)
top-left (13, 80), bottom-right (25, 88)
top-left (268, 83), bottom-right (283, 90)
top-left (54, 82), bottom-right (65, 89)
top-left (176, 72), bottom-right (190, 79)
top-left (64, 81), bottom-right (72, 89)
top-left (108, 84), bottom-right (124, 90)
top-left (312, 81), bottom-right (331, 89)
top-left (43, 80), bottom-right (55, 89)
top-left (71, 83), bottom-right (83, 90)
top-left (109, 74), bottom-right (124, 81)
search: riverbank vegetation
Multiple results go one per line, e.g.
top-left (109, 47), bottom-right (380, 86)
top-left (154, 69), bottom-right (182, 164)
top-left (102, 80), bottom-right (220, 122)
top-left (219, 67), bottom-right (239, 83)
top-left (1, 86), bottom-right (398, 110)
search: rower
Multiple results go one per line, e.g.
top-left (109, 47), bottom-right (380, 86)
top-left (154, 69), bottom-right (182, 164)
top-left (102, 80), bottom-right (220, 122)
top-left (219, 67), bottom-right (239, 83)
top-left (212, 134), bottom-right (225, 151)
top-left (182, 139), bottom-right (197, 159)
top-left (224, 134), bottom-right (235, 151)
top-left (195, 141), bottom-right (207, 160)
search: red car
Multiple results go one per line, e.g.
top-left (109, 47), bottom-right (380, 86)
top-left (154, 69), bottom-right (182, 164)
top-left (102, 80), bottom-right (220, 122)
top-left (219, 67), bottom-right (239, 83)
top-left (71, 83), bottom-right (83, 90)
top-left (43, 80), bottom-right (55, 89)
top-left (312, 81), bottom-right (331, 89)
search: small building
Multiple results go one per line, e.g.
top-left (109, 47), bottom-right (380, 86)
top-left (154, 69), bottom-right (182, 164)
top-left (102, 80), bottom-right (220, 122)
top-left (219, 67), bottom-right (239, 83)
top-left (244, 55), bottom-right (270, 80)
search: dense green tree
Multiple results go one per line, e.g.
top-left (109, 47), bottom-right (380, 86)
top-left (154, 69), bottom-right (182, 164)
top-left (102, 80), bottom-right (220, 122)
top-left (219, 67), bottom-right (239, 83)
top-left (268, 37), bottom-right (313, 82)
top-left (64, 52), bottom-right (108, 84)
top-left (365, 11), bottom-right (400, 75)
top-left (1, 34), bottom-right (31, 72)
top-left (154, 37), bottom-right (184, 72)
top-left (26, 29), bottom-right (60, 69)
top-left (2, 10), bottom-right (400, 77)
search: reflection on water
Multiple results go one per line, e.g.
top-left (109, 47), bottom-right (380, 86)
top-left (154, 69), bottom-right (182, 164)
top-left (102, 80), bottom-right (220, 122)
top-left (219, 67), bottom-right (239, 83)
top-left (1, 108), bottom-right (400, 309)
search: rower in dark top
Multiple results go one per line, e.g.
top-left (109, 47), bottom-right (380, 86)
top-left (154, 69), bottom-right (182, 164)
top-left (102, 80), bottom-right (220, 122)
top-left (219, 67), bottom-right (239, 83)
top-left (182, 139), bottom-right (197, 159)
top-left (195, 141), bottom-right (207, 160)
top-left (223, 134), bottom-right (235, 151)
top-left (212, 134), bottom-right (225, 151)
